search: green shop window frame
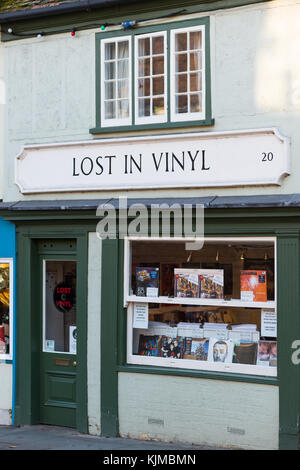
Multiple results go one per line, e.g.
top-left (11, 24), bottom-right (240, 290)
top-left (90, 16), bottom-right (214, 134)
top-left (123, 236), bottom-right (277, 378)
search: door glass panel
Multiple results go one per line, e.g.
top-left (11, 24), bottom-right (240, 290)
top-left (44, 260), bottom-right (77, 354)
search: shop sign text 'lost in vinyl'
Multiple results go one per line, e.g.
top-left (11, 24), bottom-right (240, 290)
top-left (15, 128), bottom-right (290, 194)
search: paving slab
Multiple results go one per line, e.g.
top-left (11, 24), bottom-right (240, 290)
top-left (0, 425), bottom-right (224, 451)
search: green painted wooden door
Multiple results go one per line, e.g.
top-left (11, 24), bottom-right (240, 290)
top-left (39, 253), bottom-right (78, 428)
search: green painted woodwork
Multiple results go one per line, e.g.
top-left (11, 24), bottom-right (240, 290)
top-left (40, 365), bottom-right (77, 427)
top-left (92, 17), bottom-right (213, 134)
top-left (90, 119), bottom-right (215, 134)
top-left (0, 0), bottom-right (272, 40)
top-left (117, 365), bottom-right (278, 386)
top-left (5, 205), bottom-right (300, 448)
top-left (277, 233), bottom-right (300, 450)
top-left (38, 252), bottom-right (77, 428)
top-left (14, 231), bottom-right (39, 425)
top-left (101, 238), bottom-right (119, 437)
top-left (14, 227), bottom-right (88, 432)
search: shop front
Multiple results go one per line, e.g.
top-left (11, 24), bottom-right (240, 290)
top-left (1, 125), bottom-right (299, 450)
top-left (2, 191), bottom-right (300, 449)
top-left (1, 91), bottom-right (298, 450)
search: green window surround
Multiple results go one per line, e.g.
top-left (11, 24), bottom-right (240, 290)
top-left (90, 17), bottom-right (214, 134)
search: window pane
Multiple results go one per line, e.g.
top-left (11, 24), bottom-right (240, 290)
top-left (175, 32), bottom-right (187, 51)
top-left (135, 34), bottom-right (166, 122)
top-left (138, 37), bottom-right (150, 57)
top-left (190, 72), bottom-right (202, 92)
top-left (118, 80), bottom-right (129, 99)
top-left (152, 56), bottom-right (164, 75)
top-left (190, 93), bottom-right (202, 113)
top-left (190, 31), bottom-right (202, 50)
top-left (105, 42), bottom-right (115, 60)
top-left (138, 98), bottom-right (151, 117)
top-left (176, 74), bottom-right (187, 93)
top-left (102, 39), bottom-right (130, 124)
top-left (118, 41), bottom-right (129, 58)
top-left (190, 52), bottom-right (201, 71)
top-left (138, 58), bottom-right (150, 77)
top-left (152, 76), bottom-right (164, 96)
top-left (118, 60), bottom-right (129, 79)
top-left (45, 261), bottom-right (77, 354)
top-left (138, 78), bottom-right (150, 97)
top-left (104, 101), bottom-right (116, 119)
top-left (176, 54), bottom-right (187, 73)
top-left (152, 36), bottom-right (164, 55)
top-left (118, 100), bottom-right (129, 118)
top-left (105, 81), bottom-right (116, 100)
top-left (153, 97), bottom-right (165, 115)
top-left (105, 62), bottom-right (115, 80)
top-left (176, 94), bottom-right (188, 113)
top-left (0, 264), bottom-right (10, 356)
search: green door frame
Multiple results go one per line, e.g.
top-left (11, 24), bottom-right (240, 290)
top-left (13, 225), bottom-right (89, 433)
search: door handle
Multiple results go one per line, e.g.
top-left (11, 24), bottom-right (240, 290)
top-left (73, 361), bottom-right (77, 367)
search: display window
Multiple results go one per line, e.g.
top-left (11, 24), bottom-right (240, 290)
top-left (0, 259), bottom-right (13, 360)
top-left (124, 237), bottom-right (277, 376)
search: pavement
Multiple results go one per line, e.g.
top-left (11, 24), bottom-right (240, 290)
top-left (0, 424), bottom-right (224, 451)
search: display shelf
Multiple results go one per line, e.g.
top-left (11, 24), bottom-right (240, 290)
top-left (126, 354), bottom-right (278, 377)
top-left (126, 295), bottom-right (276, 309)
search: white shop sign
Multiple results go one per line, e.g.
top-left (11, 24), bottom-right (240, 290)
top-left (15, 128), bottom-right (290, 194)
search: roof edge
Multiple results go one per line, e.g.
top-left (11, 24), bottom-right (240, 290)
top-left (0, 194), bottom-right (300, 212)
top-left (0, 0), bottom-right (140, 24)
top-left (0, 0), bottom-right (273, 24)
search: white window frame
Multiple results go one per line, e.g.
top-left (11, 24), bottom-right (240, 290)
top-left (0, 259), bottom-right (13, 361)
top-left (170, 24), bottom-right (206, 122)
top-left (124, 236), bottom-right (277, 377)
top-left (100, 35), bottom-right (132, 128)
top-left (134, 31), bottom-right (168, 125)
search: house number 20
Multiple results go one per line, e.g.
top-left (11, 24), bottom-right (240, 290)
top-left (262, 152), bottom-right (274, 162)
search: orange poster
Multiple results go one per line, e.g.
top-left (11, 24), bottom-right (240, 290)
top-left (240, 270), bottom-right (267, 302)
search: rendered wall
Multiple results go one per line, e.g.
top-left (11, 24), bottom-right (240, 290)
top-left (3, 0), bottom-right (300, 202)
top-left (118, 372), bottom-right (279, 450)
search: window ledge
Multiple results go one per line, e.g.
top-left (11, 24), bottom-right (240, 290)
top-left (117, 364), bottom-right (279, 385)
top-left (89, 118), bottom-right (215, 135)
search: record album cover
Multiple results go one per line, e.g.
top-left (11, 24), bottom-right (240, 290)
top-left (160, 336), bottom-right (185, 359)
top-left (240, 270), bottom-right (267, 302)
top-left (136, 267), bottom-right (159, 297)
top-left (174, 269), bottom-right (199, 298)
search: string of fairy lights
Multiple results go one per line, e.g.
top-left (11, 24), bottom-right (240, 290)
top-left (5, 8), bottom-right (188, 39)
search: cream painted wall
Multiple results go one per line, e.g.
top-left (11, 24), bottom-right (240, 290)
top-left (0, 364), bottom-right (12, 424)
top-left (118, 372), bottom-right (279, 450)
top-left (3, 0), bottom-right (300, 202)
top-left (87, 233), bottom-right (101, 435)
